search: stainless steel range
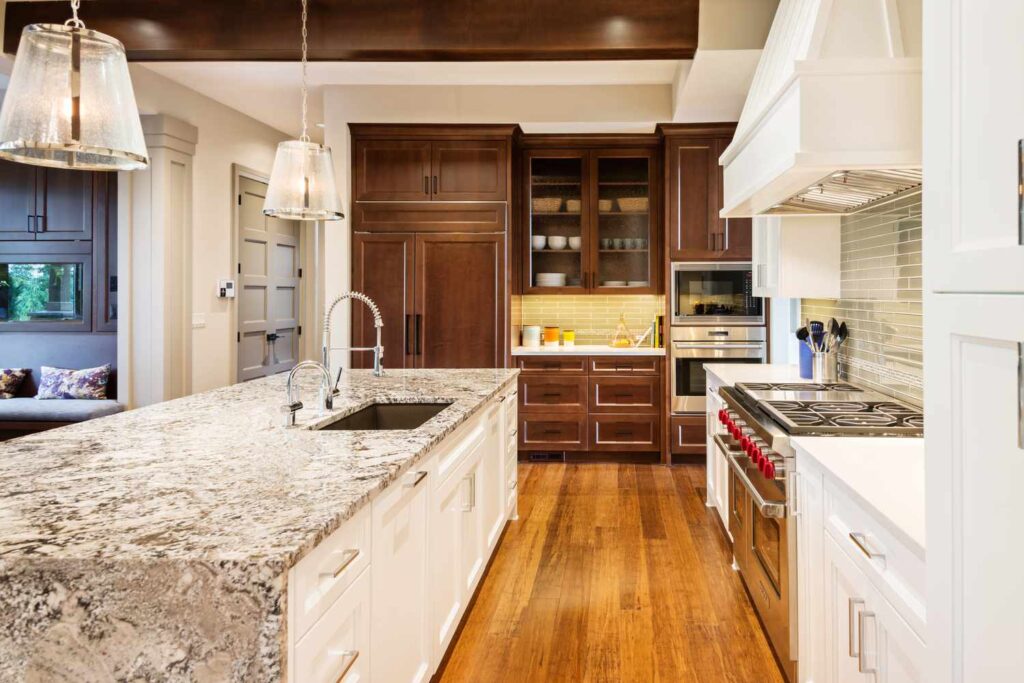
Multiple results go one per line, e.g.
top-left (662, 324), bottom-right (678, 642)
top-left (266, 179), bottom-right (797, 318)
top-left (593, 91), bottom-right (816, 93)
top-left (712, 380), bottom-right (923, 683)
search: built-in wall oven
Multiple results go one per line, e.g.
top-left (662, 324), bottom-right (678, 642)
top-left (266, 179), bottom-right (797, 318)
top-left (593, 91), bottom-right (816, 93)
top-left (671, 262), bottom-right (763, 326)
top-left (670, 326), bottom-right (766, 414)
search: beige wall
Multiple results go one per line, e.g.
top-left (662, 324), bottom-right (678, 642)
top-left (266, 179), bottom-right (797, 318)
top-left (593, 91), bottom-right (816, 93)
top-left (127, 65), bottom-right (288, 393)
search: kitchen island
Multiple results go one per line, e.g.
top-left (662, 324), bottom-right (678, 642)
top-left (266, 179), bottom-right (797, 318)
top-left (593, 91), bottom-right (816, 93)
top-left (0, 368), bottom-right (518, 682)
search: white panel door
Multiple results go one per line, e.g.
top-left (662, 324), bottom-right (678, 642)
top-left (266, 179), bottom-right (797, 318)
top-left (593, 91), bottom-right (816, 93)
top-left (823, 534), bottom-right (874, 683)
top-left (480, 401), bottom-right (506, 553)
top-left (236, 176), bottom-right (302, 381)
top-left (371, 467), bottom-right (431, 683)
top-left (872, 587), bottom-right (927, 683)
top-left (924, 0), bottom-right (1024, 292)
top-left (926, 294), bottom-right (1024, 683)
top-left (796, 459), bottom-right (826, 683)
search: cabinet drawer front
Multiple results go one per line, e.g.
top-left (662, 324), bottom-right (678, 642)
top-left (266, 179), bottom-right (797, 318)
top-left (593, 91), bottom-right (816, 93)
top-left (291, 506), bottom-right (372, 640)
top-left (589, 376), bottom-right (659, 414)
top-left (293, 567), bottom-right (371, 683)
top-left (515, 355), bottom-right (587, 374)
top-left (519, 376), bottom-right (588, 412)
top-left (520, 415), bottom-right (588, 450)
top-left (823, 478), bottom-right (926, 638)
top-left (589, 356), bottom-right (660, 374)
top-left (590, 414), bottom-right (661, 452)
top-left (434, 417), bottom-right (487, 488)
top-left (670, 415), bottom-right (705, 454)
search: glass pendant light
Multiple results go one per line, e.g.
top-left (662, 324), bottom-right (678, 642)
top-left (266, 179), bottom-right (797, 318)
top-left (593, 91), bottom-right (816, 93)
top-left (0, 0), bottom-right (148, 171)
top-left (263, 0), bottom-right (343, 221)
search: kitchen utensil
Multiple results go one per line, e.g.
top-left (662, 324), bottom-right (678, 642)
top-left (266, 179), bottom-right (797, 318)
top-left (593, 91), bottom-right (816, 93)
top-left (565, 199), bottom-right (582, 214)
top-left (809, 320), bottom-right (825, 352)
top-left (612, 238), bottom-right (625, 249)
top-left (522, 325), bottom-right (541, 348)
top-left (796, 326), bottom-right (814, 352)
top-left (836, 322), bottom-right (849, 348)
top-left (543, 326), bottom-right (560, 346)
top-left (562, 329), bottom-right (576, 347)
top-left (531, 235), bottom-right (547, 250)
top-left (826, 318), bottom-right (840, 352)
top-left (547, 235), bottom-right (568, 250)
top-left (568, 236), bottom-right (582, 250)
top-left (811, 351), bottom-right (839, 382)
top-left (600, 238), bottom-right (612, 249)
top-left (532, 197), bottom-right (562, 213)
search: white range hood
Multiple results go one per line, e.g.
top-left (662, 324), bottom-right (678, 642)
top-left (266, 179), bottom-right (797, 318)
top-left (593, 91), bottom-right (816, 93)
top-left (720, 0), bottom-right (922, 217)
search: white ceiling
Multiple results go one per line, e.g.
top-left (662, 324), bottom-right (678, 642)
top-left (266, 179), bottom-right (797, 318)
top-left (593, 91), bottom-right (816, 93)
top-left (142, 60), bottom-right (684, 137)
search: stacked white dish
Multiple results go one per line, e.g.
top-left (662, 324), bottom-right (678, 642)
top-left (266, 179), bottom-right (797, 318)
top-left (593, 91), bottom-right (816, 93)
top-left (535, 273), bottom-right (567, 287)
top-left (627, 280), bottom-right (650, 287)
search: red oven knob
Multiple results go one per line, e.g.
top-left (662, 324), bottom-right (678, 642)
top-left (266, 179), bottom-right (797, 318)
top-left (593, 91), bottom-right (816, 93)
top-left (764, 460), bottom-right (776, 479)
top-left (750, 446), bottom-right (760, 465)
top-left (739, 435), bottom-right (750, 451)
top-left (718, 409), bottom-right (728, 424)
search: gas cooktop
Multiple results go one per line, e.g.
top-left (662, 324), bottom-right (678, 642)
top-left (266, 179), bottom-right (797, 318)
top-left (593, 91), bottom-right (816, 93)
top-left (734, 381), bottom-right (924, 437)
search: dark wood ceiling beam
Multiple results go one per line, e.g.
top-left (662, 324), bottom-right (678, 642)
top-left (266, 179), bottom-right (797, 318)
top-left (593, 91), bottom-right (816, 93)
top-left (3, 0), bottom-right (698, 62)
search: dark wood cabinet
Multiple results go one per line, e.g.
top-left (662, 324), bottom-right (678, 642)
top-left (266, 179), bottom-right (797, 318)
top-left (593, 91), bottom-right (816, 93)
top-left (351, 233), bottom-right (416, 369)
top-left (351, 232), bottom-right (506, 370)
top-left (0, 161), bottom-right (96, 241)
top-left (353, 140), bottom-right (432, 202)
top-left (415, 232), bottom-right (505, 368)
top-left (521, 143), bottom-right (660, 294)
top-left (431, 140), bottom-right (507, 201)
top-left (92, 175), bottom-right (118, 332)
top-left (670, 414), bottom-right (705, 455)
top-left (661, 124), bottom-right (751, 262)
top-left (516, 354), bottom-right (664, 459)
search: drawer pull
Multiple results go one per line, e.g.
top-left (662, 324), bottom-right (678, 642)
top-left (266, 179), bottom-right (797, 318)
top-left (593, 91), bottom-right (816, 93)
top-left (509, 479), bottom-right (518, 491)
top-left (462, 474), bottom-right (476, 512)
top-left (541, 392), bottom-right (562, 398)
top-left (323, 548), bottom-right (361, 580)
top-left (543, 429), bottom-right (562, 435)
top-left (404, 470), bottom-right (428, 488)
top-left (849, 532), bottom-right (885, 563)
top-left (615, 430), bottom-right (633, 437)
top-left (857, 611), bottom-right (878, 674)
top-left (509, 429), bottom-right (518, 438)
top-left (329, 649), bottom-right (359, 682)
top-left (848, 597), bottom-right (864, 657)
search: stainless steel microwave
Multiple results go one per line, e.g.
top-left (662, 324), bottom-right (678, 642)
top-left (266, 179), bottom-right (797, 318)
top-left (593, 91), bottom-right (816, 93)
top-left (670, 262), bottom-right (764, 326)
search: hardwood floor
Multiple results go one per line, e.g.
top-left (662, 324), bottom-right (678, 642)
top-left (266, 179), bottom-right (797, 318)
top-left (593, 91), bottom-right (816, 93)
top-left (436, 462), bottom-right (786, 683)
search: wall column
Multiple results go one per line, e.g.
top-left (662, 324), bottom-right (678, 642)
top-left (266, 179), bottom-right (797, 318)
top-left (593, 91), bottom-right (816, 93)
top-left (118, 115), bottom-right (198, 407)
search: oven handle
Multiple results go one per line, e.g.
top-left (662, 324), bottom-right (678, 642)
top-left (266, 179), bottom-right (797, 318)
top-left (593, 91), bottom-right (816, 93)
top-left (673, 343), bottom-right (766, 350)
top-left (717, 435), bottom-right (786, 519)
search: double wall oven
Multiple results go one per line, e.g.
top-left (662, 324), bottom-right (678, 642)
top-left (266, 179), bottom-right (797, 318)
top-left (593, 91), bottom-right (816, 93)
top-left (670, 262), bottom-right (766, 415)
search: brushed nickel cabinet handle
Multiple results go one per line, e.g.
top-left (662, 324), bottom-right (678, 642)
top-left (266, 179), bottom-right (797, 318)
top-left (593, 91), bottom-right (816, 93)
top-left (322, 548), bottom-right (360, 579)
top-left (848, 597), bottom-right (865, 657)
top-left (1018, 342), bottom-right (1023, 450)
top-left (857, 611), bottom-right (878, 674)
top-left (329, 649), bottom-right (359, 682)
top-left (404, 470), bottom-right (428, 488)
top-left (462, 474), bottom-right (476, 512)
top-left (1017, 139), bottom-right (1022, 245)
top-left (849, 531), bottom-right (885, 562)
top-left (432, 175), bottom-right (438, 194)
top-left (678, 425), bottom-right (684, 445)
top-left (424, 175), bottom-right (429, 195)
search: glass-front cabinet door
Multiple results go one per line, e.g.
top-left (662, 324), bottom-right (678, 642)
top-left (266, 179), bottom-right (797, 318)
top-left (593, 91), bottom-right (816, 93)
top-left (524, 151), bottom-right (589, 292)
top-left (592, 151), bottom-right (656, 293)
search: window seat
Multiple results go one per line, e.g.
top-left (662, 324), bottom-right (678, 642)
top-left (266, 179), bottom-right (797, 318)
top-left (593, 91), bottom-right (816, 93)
top-left (0, 399), bottom-right (124, 441)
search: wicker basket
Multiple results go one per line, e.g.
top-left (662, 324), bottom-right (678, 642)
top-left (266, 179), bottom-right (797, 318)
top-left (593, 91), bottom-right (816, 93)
top-left (532, 197), bottom-right (563, 213)
top-left (617, 197), bottom-right (649, 212)
top-left (565, 199), bottom-right (582, 214)
top-left (598, 199), bottom-right (614, 212)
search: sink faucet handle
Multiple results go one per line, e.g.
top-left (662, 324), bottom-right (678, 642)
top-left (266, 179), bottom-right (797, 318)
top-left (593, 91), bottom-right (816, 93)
top-left (282, 401), bottom-right (303, 427)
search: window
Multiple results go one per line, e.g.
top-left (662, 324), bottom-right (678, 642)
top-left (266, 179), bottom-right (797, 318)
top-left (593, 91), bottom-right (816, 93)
top-left (0, 254), bottom-right (92, 331)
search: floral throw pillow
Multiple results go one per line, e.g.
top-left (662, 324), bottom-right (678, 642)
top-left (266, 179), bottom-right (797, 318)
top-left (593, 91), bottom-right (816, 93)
top-left (36, 364), bottom-right (111, 400)
top-left (0, 368), bottom-right (30, 399)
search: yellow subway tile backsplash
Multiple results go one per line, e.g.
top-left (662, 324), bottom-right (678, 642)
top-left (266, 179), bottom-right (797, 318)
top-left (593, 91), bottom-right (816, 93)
top-left (514, 294), bottom-right (664, 345)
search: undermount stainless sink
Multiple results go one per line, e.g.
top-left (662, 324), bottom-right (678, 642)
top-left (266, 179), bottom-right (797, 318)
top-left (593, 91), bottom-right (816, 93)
top-left (316, 402), bottom-right (452, 431)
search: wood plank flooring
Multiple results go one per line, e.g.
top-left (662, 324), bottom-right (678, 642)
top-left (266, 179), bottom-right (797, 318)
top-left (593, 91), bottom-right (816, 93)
top-left (436, 462), bottom-right (786, 683)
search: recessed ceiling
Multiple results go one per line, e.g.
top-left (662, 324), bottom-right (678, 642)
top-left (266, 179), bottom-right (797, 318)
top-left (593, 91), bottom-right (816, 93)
top-left (142, 60), bottom-right (683, 137)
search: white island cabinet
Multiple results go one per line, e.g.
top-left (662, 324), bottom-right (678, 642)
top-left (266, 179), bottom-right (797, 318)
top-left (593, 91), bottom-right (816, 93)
top-left (287, 387), bottom-right (518, 683)
top-left (795, 439), bottom-right (925, 683)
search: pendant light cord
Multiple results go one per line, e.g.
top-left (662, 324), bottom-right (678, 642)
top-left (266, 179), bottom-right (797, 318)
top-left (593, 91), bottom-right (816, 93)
top-left (65, 0), bottom-right (84, 28)
top-left (299, 0), bottom-right (310, 143)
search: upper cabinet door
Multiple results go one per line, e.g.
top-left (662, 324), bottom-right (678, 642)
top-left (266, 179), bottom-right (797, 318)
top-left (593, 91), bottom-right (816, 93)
top-left (523, 150), bottom-right (590, 293)
top-left (592, 150), bottom-right (658, 294)
top-left (666, 137), bottom-right (719, 261)
top-left (926, 0), bottom-right (1024, 292)
top-left (353, 140), bottom-right (432, 201)
top-left (431, 140), bottom-right (507, 201)
top-left (36, 168), bottom-right (93, 240)
top-left (0, 160), bottom-right (37, 240)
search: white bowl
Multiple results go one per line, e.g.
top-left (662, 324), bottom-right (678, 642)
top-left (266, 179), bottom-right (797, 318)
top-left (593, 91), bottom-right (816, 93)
top-left (547, 236), bottom-right (568, 250)
top-left (531, 235), bottom-right (547, 250)
top-left (568, 236), bottom-right (582, 250)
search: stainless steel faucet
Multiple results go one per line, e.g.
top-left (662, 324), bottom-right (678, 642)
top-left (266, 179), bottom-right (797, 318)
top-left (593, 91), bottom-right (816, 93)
top-left (282, 360), bottom-right (333, 427)
top-left (323, 291), bottom-right (384, 394)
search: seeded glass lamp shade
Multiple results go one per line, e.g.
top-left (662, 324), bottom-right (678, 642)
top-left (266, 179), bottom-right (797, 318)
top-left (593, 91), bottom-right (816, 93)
top-left (263, 140), bottom-right (344, 221)
top-left (0, 23), bottom-right (148, 171)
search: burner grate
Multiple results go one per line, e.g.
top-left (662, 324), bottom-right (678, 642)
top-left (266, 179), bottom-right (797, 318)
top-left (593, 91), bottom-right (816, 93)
top-left (758, 398), bottom-right (924, 436)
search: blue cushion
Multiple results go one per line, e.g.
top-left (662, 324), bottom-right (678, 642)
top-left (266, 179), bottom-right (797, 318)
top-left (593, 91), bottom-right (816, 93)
top-left (0, 398), bottom-right (124, 422)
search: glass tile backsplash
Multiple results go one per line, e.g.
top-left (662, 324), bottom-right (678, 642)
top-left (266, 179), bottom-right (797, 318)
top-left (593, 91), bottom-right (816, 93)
top-left (802, 190), bottom-right (923, 406)
top-left (513, 295), bottom-right (664, 345)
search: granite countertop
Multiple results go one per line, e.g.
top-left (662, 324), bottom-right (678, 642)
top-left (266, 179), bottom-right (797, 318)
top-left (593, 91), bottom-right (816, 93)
top-left (793, 437), bottom-right (925, 556)
top-left (512, 344), bottom-right (665, 356)
top-left (0, 368), bottom-right (517, 681)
